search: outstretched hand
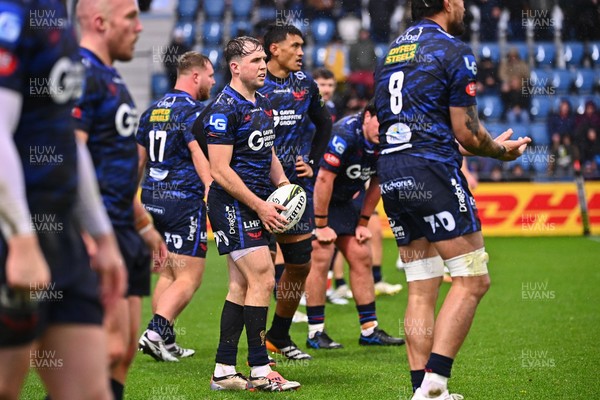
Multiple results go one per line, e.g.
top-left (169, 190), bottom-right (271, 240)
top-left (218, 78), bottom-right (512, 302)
top-left (495, 128), bottom-right (532, 161)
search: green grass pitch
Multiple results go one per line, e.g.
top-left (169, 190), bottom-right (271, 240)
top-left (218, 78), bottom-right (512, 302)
top-left (21, 237), bottom-right (600, 399)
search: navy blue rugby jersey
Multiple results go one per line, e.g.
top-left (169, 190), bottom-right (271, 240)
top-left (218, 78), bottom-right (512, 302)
top-left (137, 90), bottom-right (205, 198)
top-left (319, 114), bottom-right (378, 203)
top-left (202, 85), bottom-right (275, 199)
top-left (0, 0), bottom-right (81, 214)
top-left (73, 48), bottom-right (139, 227)
top-left (374, 19), bottom-right (478, 168)
top-left (258, 70), bottom-right (326, 182)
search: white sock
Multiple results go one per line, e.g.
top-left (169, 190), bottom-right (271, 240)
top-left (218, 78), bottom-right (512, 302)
top-left (308, 323), bottom-right (325, 339)
top-left (421, 372), bottom-right (448, 398)
top-left (146, 329), bottom-right (162, 342)
top-left (214, 363), bottom-right (237, 378)
top-left (361, 321), bottom-right (378, 337)
top-left (250, 364), bottom-right (272, 378)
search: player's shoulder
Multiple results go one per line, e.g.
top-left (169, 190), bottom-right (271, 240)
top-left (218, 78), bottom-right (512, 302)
top-left (333, 114), bottom-right (360, 141)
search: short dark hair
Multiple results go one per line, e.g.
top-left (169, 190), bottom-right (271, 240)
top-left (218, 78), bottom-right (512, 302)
top-left (177, 51), bottom-right (211, 75)
top-left (410, 0), bottom-right (444, 22)
top-left (313, 68), bottom-right (335, 81)
top-left (361, 99), bottom-right (377, 123)
top-left (263, 24), bottom-right (304, 59)
top-left (224, 36), bottom-right (263, 64)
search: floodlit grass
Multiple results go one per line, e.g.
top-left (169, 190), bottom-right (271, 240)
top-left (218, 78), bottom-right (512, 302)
top-left (21, 237), bottom-right (600, 399)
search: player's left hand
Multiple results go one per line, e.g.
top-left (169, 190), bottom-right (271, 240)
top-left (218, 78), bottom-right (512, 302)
top-left (355, 226), bottom-right (372, 244)
top-left (140, 226), bottom-right (168, 269)
top-left (315, 226), bottom-right (337, 244)
top-left (295, 156), bottom-right (314, 178)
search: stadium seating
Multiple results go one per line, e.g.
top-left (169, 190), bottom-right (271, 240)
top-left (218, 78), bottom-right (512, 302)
top-left (530, 96), bottom-right (553, 120)
top-left (510, 41), bottom-right (529, 62)
top-left (176, 0), bottom-right (199, 22)
top-left (257, 6), bottom-right (277, 22)
top-left (202, 45), bottom-right (223, 67)
top-left (478, 95), bottom-right (504, 121)
top-left (229, 20), bottom-right (253, 38)
top-left (173, 21), bottom-right (196, 47)
top-left (204, 0), bottom-right (225, 21)
top-left (337, 16), bottom-right (362, 43)
top-left (573, 68), bottom-right (595, 94)
top-left (231, 0), bottom-right (254, 20)
top-left (311, 44), bottom-right (327, 67)
top-left (151, 72), bottom-right (170, 101)
top-left (529, 122), bottom-right (550, 146)
top-left (534, 42), bottom-right (556, 67)
top-left (551, 69), bottom-right (573, 94)
top-left (311, 18), bottom-right (336, 44)
top-left (562, 42), bottom-right (585, 68)
top-left (479, 42), bottom-right (501, 63)
top-left (202, 21), bottom-right (223, 45)
top-left (589, 42), bottom-right (600, 67)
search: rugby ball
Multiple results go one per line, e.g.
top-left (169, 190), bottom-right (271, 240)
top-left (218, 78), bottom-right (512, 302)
top-left (266, 184), bottom-right (307, 233)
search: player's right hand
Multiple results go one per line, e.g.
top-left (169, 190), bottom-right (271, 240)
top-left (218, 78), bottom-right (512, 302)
top-left (258, 201), bottom-right (288, 233)
top-left (90, 233), bottom-right (127, 311)
top-left (6, 234), bottom-right (50, 291)
top-left (497, 137), bottom-right (531, 161)
top-left (315, 226), bottom-right (337, 244)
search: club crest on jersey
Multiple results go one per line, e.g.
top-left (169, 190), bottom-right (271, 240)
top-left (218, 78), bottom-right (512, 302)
top-left (115, 103), bottom-right (138, 137)
top-left (294, 71), bottom-right (306, 80)
top-left (292, 89), bottom-right (306, 101)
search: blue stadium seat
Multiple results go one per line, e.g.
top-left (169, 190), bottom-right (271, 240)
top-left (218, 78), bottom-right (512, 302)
top-left (484, 122), bottom-right (507, 138)
top-left (479, 42), bottom-right (501, 63)
top-left (529, 122), bottom-right (550, 146)
top-left (573, 68), bottom-right (595, 94)
top-left (589, 42), bottom-right (600, 67)
top-left (229, 20), bottom-right (253, 38)
top-left (375, 43), bottom-right (389, 61)
top-left (568, 95), bottom-right (586, 115)
top-left (311, 18), bottom-right (336, 44)
top-left (151, 72), bottom-right (170, 101)
top-left (202, 21), bottom-right (223, 45)
top-left (530, 68), bottom-right (552, 89)
top-left (530, 96), bottom-right (552, 119)
top-left (551, 69), bottom-right (573, 94)
top-left (478, 95), bottom-right (503, 121)
top-left (534, 42), bottom-right (556, 67)
top-left (232, 0), bottom-right (254, 20)
top-left (562, 42), bottom-right (585, 68)
top-left (174, 22), bottom-right (196, 47)
top-left (531, 148), bottom-right (550, 173)
top-left (177, 0), bottom-right (199, 22)
top-left (257, 6), bottom-right (276, 21)
top-left (311, 44), bottom-right (327, 67)
top-left (204, 0), bottom-right (225, 20)
top-left (203, 45), bottom-right (223, 67)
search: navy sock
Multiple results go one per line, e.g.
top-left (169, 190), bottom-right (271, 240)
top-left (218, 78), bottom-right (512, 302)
top-left (267, 313), bottom-right (293, 341)
top-left (410, 369), bottom-right (425, 393)
top-left (148, 313), bottom-right (170, 340)
top-left (356, 302), bottom-right (377, 326)
top-left (425, 352), bottom-right (454, 378)
top-left (372, 265), bottom-right (382, 283)
top-left (110, 379), bottom-right (124, 400)
top-left (164, 322), bottom-right (175, 345)
top-left (244, 305), bottom-right (270, 367)
top-left (215, 301), bottom-right (244, 365)
top-left (306, 305), bottom-right (325, 326)
top-left (273, 263), bottom-right (285, 298)
top-left (334, 278), bottom-right (347, 288)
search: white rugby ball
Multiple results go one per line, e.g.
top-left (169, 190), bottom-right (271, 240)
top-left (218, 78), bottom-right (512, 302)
top-left (266, 184), bottom-right (307, 233)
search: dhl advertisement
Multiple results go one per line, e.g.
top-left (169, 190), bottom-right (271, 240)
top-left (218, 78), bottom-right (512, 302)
top-left (375, 182), bottom-right (600, 237)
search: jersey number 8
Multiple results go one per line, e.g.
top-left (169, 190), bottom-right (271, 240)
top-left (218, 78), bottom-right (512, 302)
top-left (388, 71), bottom-right (404, 115)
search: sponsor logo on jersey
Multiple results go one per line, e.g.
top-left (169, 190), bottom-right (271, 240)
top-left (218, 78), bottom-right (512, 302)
top-left (451, 178), bottom-right (469, 212)
top-left (115, 103), bottom-right (138, 137)
top-left (0, 11), bottom-right (22, 43)
top-left (463, 55), bottom-right (477, 76)
top-left (324, 153), bottom-right (340, 167)
top-left (214, 230), bottom-right (230, 247)
top-left (385, 43), bottom-right (419, 65)
top-left (209, 114), bottom-right (227, 132)
top-left (157, 96), bottom-right (176, 108)
top-left (225, 205), bottom-right (237, 235)
top-left (149, 108), bottom-right (171, 122)
top-left (395, 26), bottom-right (423, 44)
top-left (273, 109), bottom-right (302, 127)
top-left (331, 135), bottom-right (347, 154)
top-left (465, 81), bottom-right (476, 97)
top-left (247, 230), bottom-right (263, 239)
top-left (346, 165), bottom-right (374, 180)
top-left (0, 48), bottom-right (17, 76)
top-left (243, 219), bottom-right (261, 231)
top-left (264, 109), bottom-right (273, 117)
top-left (292, 89), bottom-right (307, 101)
top-left (380, 177), bottom-right (417, 195)
top-left (248, 129), bottom-right (275, 151)
top-left (187, 216), bottom-right (198, 241)
top-left (294, 71), bottom-right (306, 80)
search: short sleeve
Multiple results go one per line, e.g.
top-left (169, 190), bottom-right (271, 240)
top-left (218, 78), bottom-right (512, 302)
top-left (72, 62), bottom-right (100, 133)
top-left (447, 44), bottom-right (478, 108)
top-left (203, 102), bottom-right (237, 145)
top-left (319, 125), bottom-right (352, 174)
top-left (0, 3), bottom-right (24, 93)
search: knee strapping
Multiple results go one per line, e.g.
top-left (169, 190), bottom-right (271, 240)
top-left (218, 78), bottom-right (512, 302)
top-left (445, 248), bottom-right (489, 277)
top-left (403, 256), bottom-right (445, 282)
top-left (278, 238), bottom-right (312, 265)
